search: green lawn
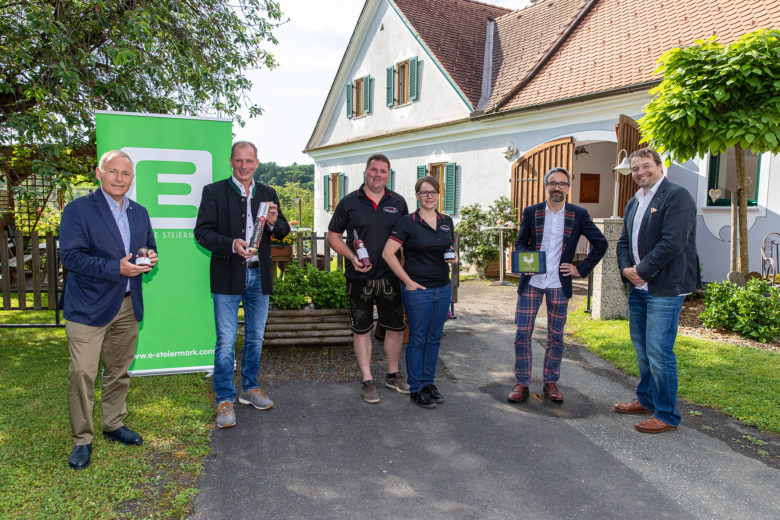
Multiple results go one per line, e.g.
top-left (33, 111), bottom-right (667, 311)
top-left (567, 308), bottom-right (780, 434)
top-left (0, 308), bottom-right (214, 519)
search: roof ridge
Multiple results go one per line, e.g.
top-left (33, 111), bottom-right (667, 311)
top-left (493, 0), bottom-right (599, 112)
top-left (494, 0), bottom-right (553, 21)
top-left (449, 0), bottom-right (513, 14)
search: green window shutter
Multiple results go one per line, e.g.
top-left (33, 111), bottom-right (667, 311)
top-left (346, 83), bottom-right (353, 119)
top-left (323, 175), bottom-right (330, 211)
top-left (390, 169), bottom-right (395, 191)
top-left (416, 165), bottom-right (426, 209)
top-left (444, 162), bottom-right (458, 214)
top-left (386, 66), bottom-right (394, 106)
top-left (363, 75), bottom-right (371, 114)
top-left (339, 173), bottom-right (346, 201)
top-left (409, 56), bottom-right (418, 101)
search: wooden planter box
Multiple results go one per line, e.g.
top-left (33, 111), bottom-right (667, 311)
top-left (270, 245), bottom-right (293, 261)
top-left (265, 308), bottom-right (352, 346)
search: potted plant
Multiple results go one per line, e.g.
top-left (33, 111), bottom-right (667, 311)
top-left (270, 233), bottom-right (293, 261)
top-left (456, 197), bottom-right (516, 278)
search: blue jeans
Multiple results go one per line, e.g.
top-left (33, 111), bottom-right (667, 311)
top-left (213, 268), bottom-right (269, 404)
top-left (402, 283), bottom-right (451, 393)
top-left (627, 288), bottom-right (684, 426)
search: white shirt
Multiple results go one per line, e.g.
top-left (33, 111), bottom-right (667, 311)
top-left (530, 202), bottom-right (564, 290)
top-left (631, 176), bottom-right (664, 291)
top-left (231, 176), bottom-right (259, 263)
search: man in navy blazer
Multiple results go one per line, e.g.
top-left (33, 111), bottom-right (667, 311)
top-left (508, 167), bottom-right (607, 404)
top-left (60, 150), bottom-right (158, 470)
top-left (615, 148), bottom-right (700, 434)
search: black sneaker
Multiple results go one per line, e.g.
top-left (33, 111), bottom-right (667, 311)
top-left (410, 390), bottom-right (436, 409)
top-left (423, 384), bottom-right (444, 403)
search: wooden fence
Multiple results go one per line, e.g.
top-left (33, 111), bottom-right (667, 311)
top-left (1, 230), bottom-right (61, 312)
top-left (0, 230), bottom-right (460, 326)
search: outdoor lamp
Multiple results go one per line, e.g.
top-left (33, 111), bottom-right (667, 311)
top-left (503, 143), bottom-right (517, 160)
top-left (612, 148), bottom-right (631, 217)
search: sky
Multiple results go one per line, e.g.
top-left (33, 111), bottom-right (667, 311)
top-left (232, 0), bottom-right (533, 166)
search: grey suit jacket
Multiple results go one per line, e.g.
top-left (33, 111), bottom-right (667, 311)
top-left (616, 177), bottom-right (700, 296)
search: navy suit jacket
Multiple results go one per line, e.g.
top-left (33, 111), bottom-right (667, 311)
top-left (616, 178), bottom-right (700, 296)
top-left (514, 202), bottom-right (608, 299)
top-left (194, 178), bottom-right (290, 295)
top-left (60, 190), bottom-right (156, 326)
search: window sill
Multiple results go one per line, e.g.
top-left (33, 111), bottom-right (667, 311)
top-left (702, 205), bottom-right (759, 211)
top-left (350, 113), bottom-right (368, 120)
top-left (391, 101), bottom-right (413, 108)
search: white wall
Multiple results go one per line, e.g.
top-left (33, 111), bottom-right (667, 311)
top-left (315, 0), bottom-right (470, 149)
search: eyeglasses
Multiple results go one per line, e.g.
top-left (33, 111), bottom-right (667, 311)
top-left (546, 182), bottom-right (570, 188)
top-left (418, 190), bottom-right (439, 197)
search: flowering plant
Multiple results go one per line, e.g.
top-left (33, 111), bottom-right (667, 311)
top-left (270, 234), bottom-right (293, 246)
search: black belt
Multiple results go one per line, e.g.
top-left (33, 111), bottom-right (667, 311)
top-left (124, 291), bottom-right (131, 298)
top-left (247, 261), bottom-right (259, 269)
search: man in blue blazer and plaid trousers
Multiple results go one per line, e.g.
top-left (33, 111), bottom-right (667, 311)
top-left (508, 167), bottom-right (607, 404)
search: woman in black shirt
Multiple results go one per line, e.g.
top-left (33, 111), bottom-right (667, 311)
top-left (382, 176), bottom-right (457, 408)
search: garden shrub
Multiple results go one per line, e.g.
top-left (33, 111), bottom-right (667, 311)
top-left (270, 262), bottom-right (308, 310)
top-left (306, 265), bottom-right (348, 309)
top-left (699, 279), bottom-right (780, 343)
top-left (456, 197), bottom-right (515, 273)
top-left (270, 262), bottom-right (348, 310)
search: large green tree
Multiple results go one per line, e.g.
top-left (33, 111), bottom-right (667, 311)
top-left (639, 29), bottom-right (780, 276)
top-left (0, 0), bottom-right (281, 198)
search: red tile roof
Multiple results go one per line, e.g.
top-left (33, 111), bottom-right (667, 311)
top-left (486, 0), bottom-right (589, 111)
top-left (496, 0), bottom-right (780, 112)
top-left (393, 0), bottom-right (512, 108)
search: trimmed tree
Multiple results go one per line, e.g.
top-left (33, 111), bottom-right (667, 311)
top-left (0, 0), bottom-right (282, 200)
top-left (639, 28), bottom-right (780, 276)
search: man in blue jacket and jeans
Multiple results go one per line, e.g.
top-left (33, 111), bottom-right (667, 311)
top-left (615, 148), bottom-right (700, 434)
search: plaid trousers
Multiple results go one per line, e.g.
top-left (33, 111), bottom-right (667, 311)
top-left (513, 284), bottom-right (569, 386)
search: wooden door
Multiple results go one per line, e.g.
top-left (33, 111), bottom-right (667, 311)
top-left (615, 114), bottom-right (643, 217)
top-left (510, 137), bottom-right (574, 222)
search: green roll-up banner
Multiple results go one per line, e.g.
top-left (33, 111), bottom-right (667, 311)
top-left (95, 111), bottom-right (232, 375)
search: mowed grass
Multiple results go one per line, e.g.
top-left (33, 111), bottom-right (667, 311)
top-left (0, 305), bottom-right (214, 519)
top-left (567, 308), bottom-right (780, 434)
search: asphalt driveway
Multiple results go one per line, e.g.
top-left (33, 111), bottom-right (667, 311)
top-left (191, 281), bottom-right (779, 520)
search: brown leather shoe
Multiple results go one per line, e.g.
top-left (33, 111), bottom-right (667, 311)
top-left (613, 399), bottom-right (653, 415)
top-left (507, 384), bottom-right (529, 403)
top-left (543, 382), bottom-right (563, 403)
top-left (634, 417), bottom-right (677, 434)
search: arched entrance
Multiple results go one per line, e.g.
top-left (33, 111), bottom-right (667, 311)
top-left (509, 115), bottom-right (644, 222)
top-left (510, 137), bottom-right (574, 222)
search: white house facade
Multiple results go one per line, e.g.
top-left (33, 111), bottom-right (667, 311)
top-left (306, 0), bottom-right (780, 283)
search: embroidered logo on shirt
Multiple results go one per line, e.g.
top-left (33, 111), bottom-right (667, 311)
top-left (440, 225), bottom-right (451, 231)
top-left (383, 207), bottom-right (399, 213)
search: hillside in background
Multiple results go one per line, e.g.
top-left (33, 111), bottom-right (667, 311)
top-left (254, 162), bottom-right (313, 191)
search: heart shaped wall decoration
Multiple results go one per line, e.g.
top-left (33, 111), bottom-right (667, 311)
top-left (709, 188), bottom-right (722, 203)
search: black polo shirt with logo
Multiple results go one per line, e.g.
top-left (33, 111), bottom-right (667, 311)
top-left (389, 210), bottom-right (455, 288)
top-left (328, 185), bottom-right (408, 279)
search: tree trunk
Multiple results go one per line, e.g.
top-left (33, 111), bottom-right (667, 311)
top-left (734, 144), bottom-right (749, 275)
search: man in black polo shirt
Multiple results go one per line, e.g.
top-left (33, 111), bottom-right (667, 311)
top-left (327, 154), bottom-right (410, 403)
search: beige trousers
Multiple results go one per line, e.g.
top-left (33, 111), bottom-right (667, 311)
top-left (66, 296), bottom-right (138, 445)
